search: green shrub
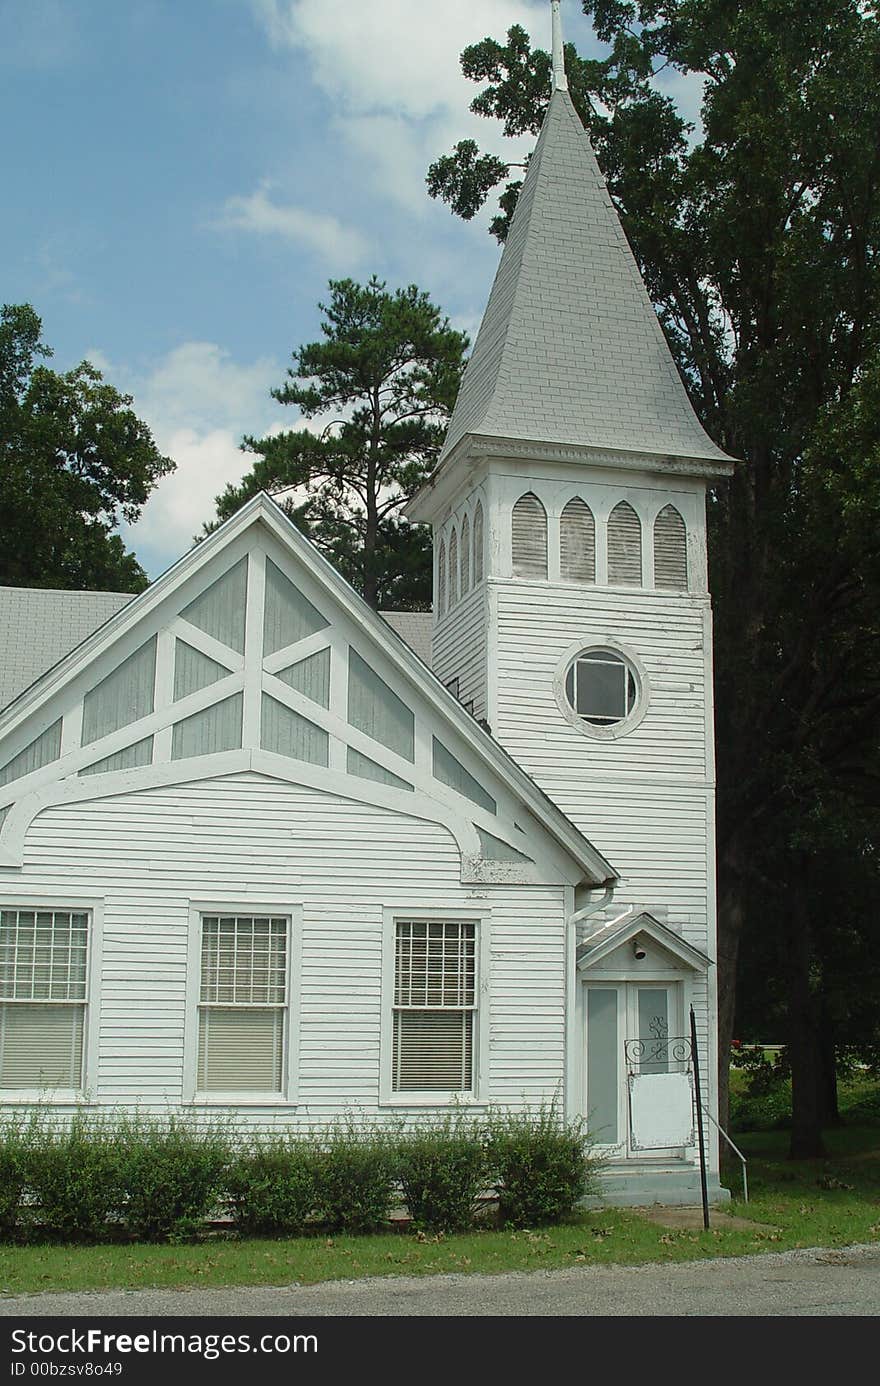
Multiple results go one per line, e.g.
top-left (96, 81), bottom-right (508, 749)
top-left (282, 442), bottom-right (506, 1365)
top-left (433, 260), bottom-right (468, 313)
top-left (227, 1139), bottom-right (318, 1237)
top-left (486, 1107), bottom-right (596, 1228)
top-left (26, 1115), bottom-right (124, 1241)
top-left (115, 1116), bottom-right (230, 1242)
top-left (0, 1118), bottom-right (32, 1237)
top-left (312, 1127), bottom-right (395, 1234)
top-left (395, 1118), bottom-right (487, 1232)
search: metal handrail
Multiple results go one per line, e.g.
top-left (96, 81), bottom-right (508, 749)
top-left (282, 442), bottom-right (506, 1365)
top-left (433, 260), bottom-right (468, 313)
top-left (705, 1111), bottom-right (748, 1202)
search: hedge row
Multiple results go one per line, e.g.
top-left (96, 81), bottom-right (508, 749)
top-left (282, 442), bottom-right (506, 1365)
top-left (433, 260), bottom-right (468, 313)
top-left (0, 1110), bottom-right (599, 1242)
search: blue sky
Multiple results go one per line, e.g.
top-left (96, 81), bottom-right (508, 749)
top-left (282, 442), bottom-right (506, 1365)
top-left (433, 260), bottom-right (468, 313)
top-left (2, 1), bottom-right (697, 580)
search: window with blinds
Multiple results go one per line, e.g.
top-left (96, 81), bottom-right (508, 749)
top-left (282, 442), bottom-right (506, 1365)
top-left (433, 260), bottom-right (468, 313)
top-left (460, 515), bottom-right (470, 596)
top-left (473, 501), bottom-right (484, 585)
top-left (607, 501), bottom-right (642, 585)
top-left (653, 505), bottom-right (688, 590)
top-left (448, 528), bottom-right (459, 607)
top-left (437, 539), bottom-right (447, 616)
top-left (0, 908), bottom-right (88, 1089)
top-left (393, 920), bottom-right (476, 1092)
top-left (197, 914), bottom-right (288, 1092)
top-left (512, 493), bottom-right (548, 579)
top-left (560, 498), bottom-right (596, 583)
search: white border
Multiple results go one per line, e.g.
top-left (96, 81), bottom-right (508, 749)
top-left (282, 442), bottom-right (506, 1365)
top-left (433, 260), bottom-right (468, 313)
top-left (379, 905), bottom-right (490, 1109)
top-left (0, 893), bottom-right (104, 1105)
top-left (552, 637), bottom-right (650, 741)
top-left (183, 898), bottom-right (303, 1107)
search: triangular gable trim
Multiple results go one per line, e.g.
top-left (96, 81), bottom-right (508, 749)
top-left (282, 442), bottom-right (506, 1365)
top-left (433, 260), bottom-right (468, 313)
top-left (0, 494), bottom-right (616, 888)
top-left (577, 910), bottom-right (710, 974)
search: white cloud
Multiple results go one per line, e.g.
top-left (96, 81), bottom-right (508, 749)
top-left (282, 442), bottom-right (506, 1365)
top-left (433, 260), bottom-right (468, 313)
top-left (102, 342), bottom-right (286, 576)
top-left (216, 183), bottom-right (370, 267)
top-left (251, 0), bottom-right (545, 217)
top-left (130, 427), bottom-right (255, 568)
top-left (255, 0), bottom-right (544, 119)
top-left (133, 340), bottom-right (282, 436)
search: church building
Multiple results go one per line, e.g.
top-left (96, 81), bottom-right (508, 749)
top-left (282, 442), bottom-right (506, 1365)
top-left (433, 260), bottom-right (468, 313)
top-left (0, 3), bottom-right (733, 1205)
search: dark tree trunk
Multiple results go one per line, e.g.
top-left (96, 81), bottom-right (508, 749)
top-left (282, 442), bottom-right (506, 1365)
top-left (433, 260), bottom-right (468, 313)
top-left (818, 1008), bottom-right (842, 1127)
top-left (715, 834), bottom-right (748, 1136)
top-left (787, 863), bottom-right (826, 1159)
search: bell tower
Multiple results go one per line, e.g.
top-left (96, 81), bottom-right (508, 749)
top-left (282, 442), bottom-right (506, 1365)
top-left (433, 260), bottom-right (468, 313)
top-left (406, 2), bottom-right (733, 925)
top-left (406, 4), bottom-right (735, 1192)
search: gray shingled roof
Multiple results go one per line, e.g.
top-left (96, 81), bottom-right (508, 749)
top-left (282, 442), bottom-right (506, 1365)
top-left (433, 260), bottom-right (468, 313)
top-left (440, 90), bottom-right (732, 466)
top-left (379, 611), bottom-right (433, 668)
top-left (0, 587), bottom-right (133, 712)
top-left (0, 586), bottom-right (433, 711)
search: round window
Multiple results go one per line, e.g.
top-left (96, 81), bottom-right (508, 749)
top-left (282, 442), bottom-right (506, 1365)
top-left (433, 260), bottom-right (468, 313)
top-left (564, 648), bottom-right (639, 727)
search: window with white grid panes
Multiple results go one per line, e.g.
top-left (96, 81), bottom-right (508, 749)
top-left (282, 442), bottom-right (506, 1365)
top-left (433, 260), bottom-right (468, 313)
top-left (393, 920), bottom-right (476, 1092)
top-left (197, 914), bottom-right (288, 1092)
top-left (0, 908), bottom-right (89, 1089)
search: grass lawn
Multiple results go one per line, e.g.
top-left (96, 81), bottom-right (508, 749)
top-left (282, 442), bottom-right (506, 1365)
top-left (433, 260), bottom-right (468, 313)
top-left (1, 1124), bottom-right (877, 1296)
top-left (2, 1074), bottom-right (876, 1297)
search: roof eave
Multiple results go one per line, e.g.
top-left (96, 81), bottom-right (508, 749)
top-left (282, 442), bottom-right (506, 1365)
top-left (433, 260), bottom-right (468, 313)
top-left (0, 492), bottom-right (616, 890)
top-left (406, 430), bottom-right (737, 524)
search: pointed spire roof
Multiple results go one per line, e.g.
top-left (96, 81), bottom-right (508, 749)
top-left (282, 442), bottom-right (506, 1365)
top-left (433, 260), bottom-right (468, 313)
top-left (436, 87), bottom-right (733, 471)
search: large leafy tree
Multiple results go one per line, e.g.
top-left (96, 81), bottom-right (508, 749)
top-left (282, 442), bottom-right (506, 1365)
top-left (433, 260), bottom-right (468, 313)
top-left (428, 1), bottom-right (880, 1153)
top-left (213, 277), bottom-right (468, 610)
top-left (0, 304), bottom-right (173, 592)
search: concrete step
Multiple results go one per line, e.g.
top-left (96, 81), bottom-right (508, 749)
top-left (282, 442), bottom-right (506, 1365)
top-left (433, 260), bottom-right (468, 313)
top-left (585, 1164), bottom-right (731, 1208)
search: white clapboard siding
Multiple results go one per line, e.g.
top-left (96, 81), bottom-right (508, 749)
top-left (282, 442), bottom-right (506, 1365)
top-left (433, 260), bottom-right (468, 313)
top-left (495, 585), bottom-right (709, 780)
top-left (10, 774), bottom-right (569, 1125)
top-left (560, 499), bottom-right (596, 583)
top-left (512, 493), bottom-right (548, 579)
top-left (431, 583), bottom-right (488, 722)
top-left (492, 581), bottom-right (713, 942)
top-left (653, 505), bottom-right (688, 590)
top-left (607, 501), bottom-right (642, 585)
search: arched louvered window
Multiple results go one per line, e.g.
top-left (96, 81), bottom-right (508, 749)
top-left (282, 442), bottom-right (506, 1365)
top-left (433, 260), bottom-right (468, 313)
top-left (460, 514), bottom-right (470, 595)
top-left (448, 528), bottom-right (459, 607)
top-left (512, 493), bottom-right (548, 579)
top-left (607, 501), bottom-right (642, 586)
top-left (437, 539), bottom-right (447, 616)
top-left (653, 505), bottom-right (688, 590)
top-left (473, 502), bottom-right (484, 585)
top-left (560, 498), bottom-right (596, 583)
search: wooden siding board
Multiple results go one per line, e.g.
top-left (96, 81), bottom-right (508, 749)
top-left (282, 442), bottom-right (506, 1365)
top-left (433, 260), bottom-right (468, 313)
top-left (9, 775), bottom-right (570, 1119)
top-left (432, 585), bottom-right (487, 723)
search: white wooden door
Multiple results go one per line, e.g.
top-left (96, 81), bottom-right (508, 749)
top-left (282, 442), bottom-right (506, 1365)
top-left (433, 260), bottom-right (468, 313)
top-left (585, 980), bottom-right (685, 1157)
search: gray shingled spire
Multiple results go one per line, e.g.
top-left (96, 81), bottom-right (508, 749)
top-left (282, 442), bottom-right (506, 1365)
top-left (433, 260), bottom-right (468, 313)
top-left (440, 87), bottom-right (731, 465)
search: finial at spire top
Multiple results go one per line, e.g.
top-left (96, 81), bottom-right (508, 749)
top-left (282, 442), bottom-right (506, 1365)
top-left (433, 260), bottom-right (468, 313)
top-left (551, 1), bottom-right (568, 91)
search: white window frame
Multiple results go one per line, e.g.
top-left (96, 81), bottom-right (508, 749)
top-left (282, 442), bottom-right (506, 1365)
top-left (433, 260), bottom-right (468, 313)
top-left (553, 638), bottom-right (650, 742)
top-left (0, 894), bottom-right (102, 1104)
top-left (380, 907), bottom-right (489, 1107)
top-left (183, 900), bottom-right (301, 1106)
